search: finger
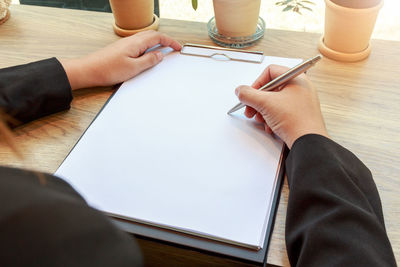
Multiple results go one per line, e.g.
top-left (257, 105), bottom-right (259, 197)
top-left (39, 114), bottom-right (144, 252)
top-left (244, 105), bottom-right (257, 118)
top-left (264, 124), bottom-right (273, 134)
top-left (133, 31), bottom-right (182, 56)
top-left (235, 85), bottom-right (270, 112)
top-left (251, 64), bottom-right (290, 89)
top-left (131, 51), bottom-right (163, 75)
top-left (255, 112), bottom-right (264, 123)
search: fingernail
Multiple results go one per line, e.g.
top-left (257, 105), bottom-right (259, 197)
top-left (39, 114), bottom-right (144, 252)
top-left (235, 87), bottom-right (240, 96)
top-left (156, 51), bottom-right (163, 60)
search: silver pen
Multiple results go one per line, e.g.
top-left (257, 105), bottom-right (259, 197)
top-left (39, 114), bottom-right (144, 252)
top-left (227, 55), bottom-right (322, 114)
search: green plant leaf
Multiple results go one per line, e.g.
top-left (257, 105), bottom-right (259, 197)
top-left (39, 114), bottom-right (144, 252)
top-left (300, 0), bottom-right (316, 5)
top-left (275, 0), bottom-right (293, 5)
top-left (296, 2), bottom-right (313, 12)
top-left (192, 0), bottom-right (198, 10)
top-left (283, 5), bottom-right (295, 11)
top-left (301, 6), bottom-right (313, 11)
top-left (277, 0), bottom-right (314, 14)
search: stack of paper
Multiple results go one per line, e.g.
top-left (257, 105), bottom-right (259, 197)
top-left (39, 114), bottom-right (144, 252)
top-left (56, 47), bottom-right (301, 249)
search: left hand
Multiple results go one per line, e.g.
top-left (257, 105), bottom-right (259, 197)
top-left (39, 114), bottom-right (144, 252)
top-left (59, 30), bottom-right (182, 90)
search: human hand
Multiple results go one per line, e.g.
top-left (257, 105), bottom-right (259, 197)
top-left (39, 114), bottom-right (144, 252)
top-left (235, 65), bottom-right (328, 149)
top-left (59, 30), bottom-right (182, 90)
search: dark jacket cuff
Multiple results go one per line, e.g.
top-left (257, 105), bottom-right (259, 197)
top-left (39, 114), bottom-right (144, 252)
top-left (286, 134), bottom-right (369, 187)
top-left (0, 58), bottom-right (73, 126)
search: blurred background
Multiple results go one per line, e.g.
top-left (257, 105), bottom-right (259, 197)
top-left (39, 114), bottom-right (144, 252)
top-left (10, 0), bottom-right (399, 41)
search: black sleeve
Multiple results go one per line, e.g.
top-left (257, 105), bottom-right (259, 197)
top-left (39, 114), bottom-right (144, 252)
top-left (0, 58), bottom-right (73, 126)
top-left (0, 166), bottom-right (142, 267)
top-left (285, 134), bottom-right (396, 266)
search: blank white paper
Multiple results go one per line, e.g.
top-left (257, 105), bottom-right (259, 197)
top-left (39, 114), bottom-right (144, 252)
top-left (55, 49), bottom-right (301, 249)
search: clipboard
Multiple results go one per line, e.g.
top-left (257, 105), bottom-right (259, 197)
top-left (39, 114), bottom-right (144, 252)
top-left (111, 148), bottom-right (287, 265)
top-left (180, 43), bottom-right (264, 63)
top-left (56, 44), bottom-right (300, 265)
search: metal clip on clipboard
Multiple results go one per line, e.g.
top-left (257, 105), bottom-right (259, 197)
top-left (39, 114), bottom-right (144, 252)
top-left (180, 43), bottom-right (264, 64)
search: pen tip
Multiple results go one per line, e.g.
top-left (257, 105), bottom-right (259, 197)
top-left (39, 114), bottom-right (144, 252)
top-left (227, 103), bottom-right (244, 114)
top-left (227, 108), bottom-right (235, 114)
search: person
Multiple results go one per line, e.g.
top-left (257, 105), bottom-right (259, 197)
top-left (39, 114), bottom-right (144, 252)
top-left (0, 30), bottom-right (396, 266)
top-left (235, 69), bottom-right (397, 266)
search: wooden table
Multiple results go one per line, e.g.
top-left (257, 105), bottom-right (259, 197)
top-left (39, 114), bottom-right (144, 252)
top-left (1, 5), bottom-right (399, 266)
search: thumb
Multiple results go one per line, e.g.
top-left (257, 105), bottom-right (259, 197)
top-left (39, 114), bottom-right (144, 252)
top-left (235, 85), bottom-right (269, 112)
top-left (132, 51), bottom-right (163, 75)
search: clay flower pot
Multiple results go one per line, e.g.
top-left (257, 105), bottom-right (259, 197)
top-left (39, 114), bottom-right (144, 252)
top-left (213, 0), bottom-right (261, 37)
top-left (318, 0), bottom-right (383, 62)
top-left (0, 0), bottom-right (11, 25)
top-left (109, 0), bottom-right (159, 37)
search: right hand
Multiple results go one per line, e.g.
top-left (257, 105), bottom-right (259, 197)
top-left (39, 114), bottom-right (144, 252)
top-left (235, 64), bottom-right (329, 149)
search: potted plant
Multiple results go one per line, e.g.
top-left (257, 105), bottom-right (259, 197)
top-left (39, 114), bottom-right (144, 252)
top-left (318, 0), bottom-right (383, 61)
top-left (191, 0), bottom-right (315, 37)
top-left (211, 0), bottom-right (262, 37)
top-left (0, 0), bottom-right (11, 25)
top-left (109, 0), bottom-right (159, 37)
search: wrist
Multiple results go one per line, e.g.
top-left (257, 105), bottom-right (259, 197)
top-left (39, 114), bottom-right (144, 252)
top-left (287, 127), bottom-right (329, 149)
top-left (59, 57), bottom-right (99, 90)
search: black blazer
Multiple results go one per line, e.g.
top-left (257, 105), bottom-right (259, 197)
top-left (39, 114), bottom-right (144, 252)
top-left (0, 58), bottom-right (396, 266)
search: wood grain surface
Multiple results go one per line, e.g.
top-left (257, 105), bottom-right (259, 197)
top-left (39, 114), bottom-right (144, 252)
top-left (0, 4), bottom-right (399, 266)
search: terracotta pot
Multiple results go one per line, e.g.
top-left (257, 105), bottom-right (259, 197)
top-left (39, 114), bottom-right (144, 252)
top-left (109, 0), bottom-right (159, 37)
top-left (318, 0), bottom-right (383, 62)
top-left (0, 0), bottom-right (11, 25)
top-left (212, 0), bottom-right (261, 37)
top-left (330, 0), bottom-right (381, 8)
